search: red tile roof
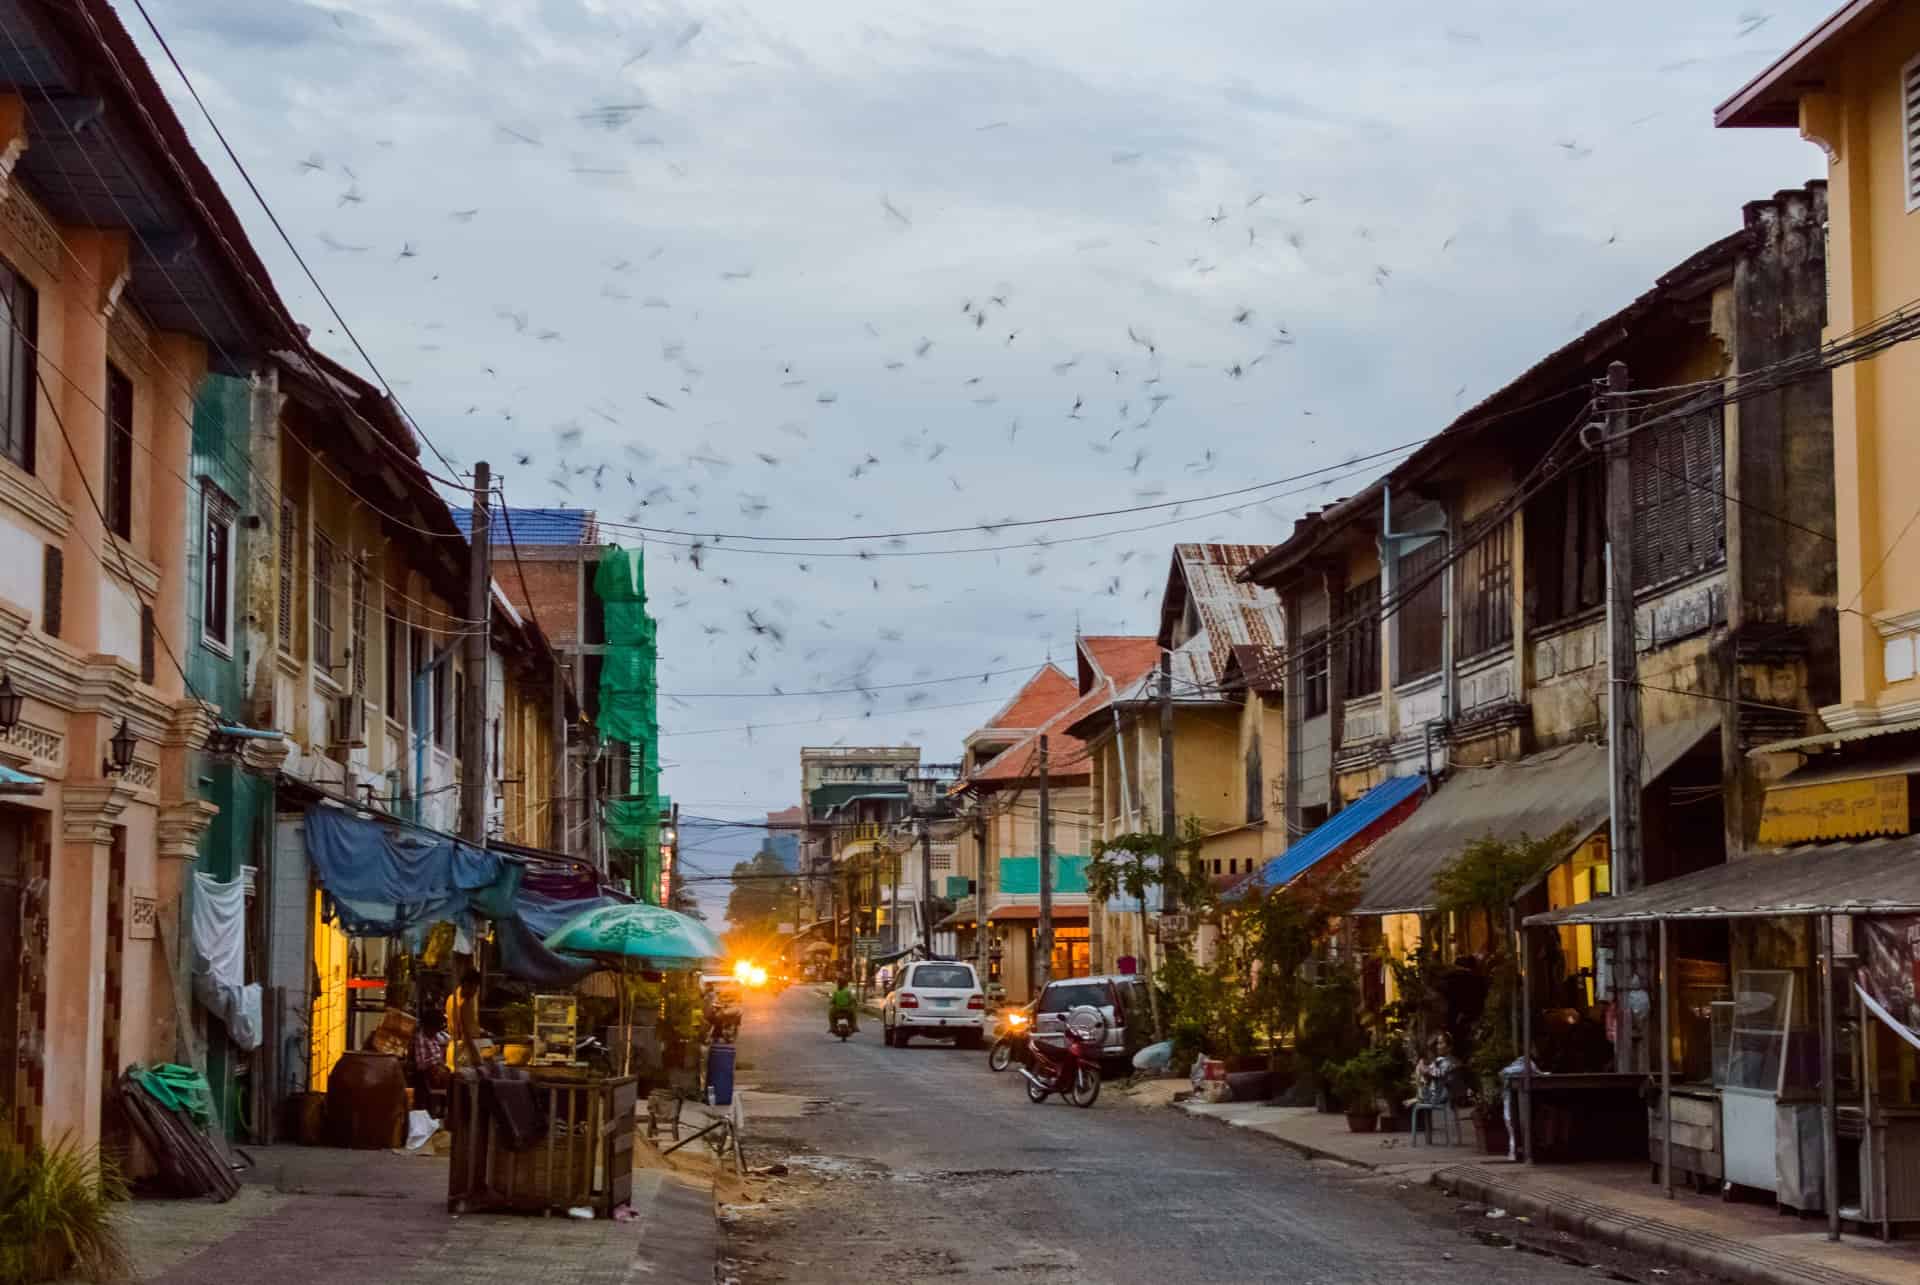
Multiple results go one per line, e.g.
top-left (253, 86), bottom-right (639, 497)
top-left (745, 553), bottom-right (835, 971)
top-left (967, 637), bottom-right (1156, 789)
top-left (1076, 635), bottom-right (1159, 693)
top-left (982, 664), bottom-right (1077, 732)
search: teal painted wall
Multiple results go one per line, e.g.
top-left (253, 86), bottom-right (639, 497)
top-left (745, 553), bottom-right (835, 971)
top-left (996, 855), bottom-right (1089, 896)
top-left (185, 374), bottom-right (252, 715)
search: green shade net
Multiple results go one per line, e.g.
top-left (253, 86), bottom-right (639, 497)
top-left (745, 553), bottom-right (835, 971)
top-left (595, 547), bottom-right (663, 901)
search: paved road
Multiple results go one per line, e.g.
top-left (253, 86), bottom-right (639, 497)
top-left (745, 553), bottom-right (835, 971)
top-left (720, 987), bottom-right (1658, 1285)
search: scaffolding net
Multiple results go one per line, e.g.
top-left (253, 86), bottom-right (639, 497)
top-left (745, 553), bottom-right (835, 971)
top-left (594, 547), bottom-right (664, 901)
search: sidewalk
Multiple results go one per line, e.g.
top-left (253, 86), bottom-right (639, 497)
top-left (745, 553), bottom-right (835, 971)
top-left (111, 1140), bottom-right (716, 1285)
top-left (1176, 1100), bottom-right (1920, 1285)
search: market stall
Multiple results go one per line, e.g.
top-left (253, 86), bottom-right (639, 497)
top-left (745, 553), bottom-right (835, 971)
top-left (1525, 833), bottom-right (1920, 1241)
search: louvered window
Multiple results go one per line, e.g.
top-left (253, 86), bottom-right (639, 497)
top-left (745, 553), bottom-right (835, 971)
top-left (1905, 53), bottom-right (1920, 213)
top-left (1300, 627), bottom-right (1329, 718)
top-left (1340, 576), bottom-right (1381, 699)
top-left (313, 531), bottom-right (335, 672)
top-left (277, 500), bottom-right (295, 653)
top-left (1395, 540), bottom-right (1446, 683)
top-left (1460, 518), bottom-right (1514, 657)
top-left (350, 560), bottom-right (369, 694)
top-left (1630, 408), bottom-right (1725, 591)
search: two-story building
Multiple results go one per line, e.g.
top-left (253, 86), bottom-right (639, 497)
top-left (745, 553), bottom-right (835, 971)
top-left (952, 638), bottom-right (1157, 1002)
top-left (1068, 545), bottom-right (1287, 972)
top-left (1241, 185), bottom-right (1836, 1065)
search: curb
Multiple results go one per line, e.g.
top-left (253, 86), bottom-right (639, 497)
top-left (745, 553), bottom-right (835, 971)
top-left (1430, 1165), bottom-right (1884, 1285)
top-left (629, 1169), bottom-right (719, 1285)
top-left (1173, 1102), bottom-right (1374, 1172)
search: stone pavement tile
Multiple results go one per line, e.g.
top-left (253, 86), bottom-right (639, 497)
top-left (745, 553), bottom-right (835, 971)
top-left (1439, 1161), bottom-right (1920, 1285)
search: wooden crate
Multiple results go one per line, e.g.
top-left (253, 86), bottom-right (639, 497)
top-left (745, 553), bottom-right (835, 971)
top-left (1649, 1089), bottom-right (1724, 1190)
top-left (447, 1071), bottom-right (637, 1216)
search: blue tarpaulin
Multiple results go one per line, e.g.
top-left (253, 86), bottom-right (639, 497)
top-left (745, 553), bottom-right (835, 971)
top-left (304, 804), bottom-right (504, 941)
top-left (470, 863), bottom-right (630, 986)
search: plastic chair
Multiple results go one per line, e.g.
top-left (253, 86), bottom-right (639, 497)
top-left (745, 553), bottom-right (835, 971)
top-left (1409, 1071), bottom-right (1465, 1146)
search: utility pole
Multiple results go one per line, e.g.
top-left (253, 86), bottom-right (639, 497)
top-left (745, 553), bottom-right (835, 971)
top-left (1037, 735), bottom-right (1054, 991)
top-left (1157, 651), bottom-right (1177, 917)
top-left (919, 818), bottom-right (935, 957)
top-left (458, 461), bottom-right (491, 844)
top-left (889, 842), bottom-right (902, 951)
top-left (973, 813), bottom-right (989, 989)
top-left (1604, 360), bottom-right (1649, 1074)
top-left (549, 659), bottom-right (567, 852)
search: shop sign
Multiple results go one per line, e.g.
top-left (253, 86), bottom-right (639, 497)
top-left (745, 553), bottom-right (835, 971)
top-left (128, 887), bottom-right (157, 940)
top-left (1756, 774), bottom-right (1908, 846)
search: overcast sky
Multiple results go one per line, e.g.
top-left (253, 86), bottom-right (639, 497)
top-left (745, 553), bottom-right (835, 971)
top-left (132, 2), bottom-right (1833, 918)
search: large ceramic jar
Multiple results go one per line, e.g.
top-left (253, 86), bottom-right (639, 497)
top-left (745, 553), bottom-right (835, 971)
top-left (326, 1052), bottom-right (407, 1149)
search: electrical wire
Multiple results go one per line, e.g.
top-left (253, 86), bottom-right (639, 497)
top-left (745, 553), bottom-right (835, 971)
top-left (119, 0), bottom-right (472, 493)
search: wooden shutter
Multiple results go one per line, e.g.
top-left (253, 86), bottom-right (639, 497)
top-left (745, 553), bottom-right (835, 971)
top-left (1906, 53), bottom-right (1920, 213)
top-left (139, 605), bottom-right (155, 685)
top-left (277, 500), bottom-right (294, 653)
top-left (350, 561), bottom-right (368, 694)
top-left (40, 544), bottom-right (60, 638)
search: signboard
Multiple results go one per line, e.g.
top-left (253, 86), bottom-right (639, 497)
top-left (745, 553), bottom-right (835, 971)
top-left (1757, 775), bottom-right (1908, 846)
top-left (1157, 913), bottom-right (1190, 941)
top-left (944, 876), bottom-right (975, 899)
top-left (128, 888), bottom-right (157, 940)
top-left (853, 936), bottom-right (882, 955)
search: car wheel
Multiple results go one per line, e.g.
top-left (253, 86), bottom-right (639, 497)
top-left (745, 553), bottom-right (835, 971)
top-left (882, 1022), bottom-right (895, 1047)
top-left (959, 1030), bottom-right (984, 1051)
top-left (895, 1028), bottom-right (909, 1048)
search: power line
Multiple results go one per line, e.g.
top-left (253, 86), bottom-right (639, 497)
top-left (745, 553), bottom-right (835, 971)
top-left (660, 660), bottom-right (1056, 699)
top-left (120, 0), bottom-right (471, 492)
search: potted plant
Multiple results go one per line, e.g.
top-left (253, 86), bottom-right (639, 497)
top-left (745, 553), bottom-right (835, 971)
top-left (1325, 1044), bottom-right (1402, 1133)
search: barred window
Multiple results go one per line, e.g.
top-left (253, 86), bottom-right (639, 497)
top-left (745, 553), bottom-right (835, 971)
top-left (313, 531), bottom-right (336, 673)
top-left (1630, 409), bottom-right (1725, 591)
top-left (1395, 541), bottom-right (1445, 683)
top-left (1460, 519), bottom-right (1513, 657)
top-left (1300, 627), bottom-right (1329, 718)
top-left (1340, 576), bottom-right (1380, 700)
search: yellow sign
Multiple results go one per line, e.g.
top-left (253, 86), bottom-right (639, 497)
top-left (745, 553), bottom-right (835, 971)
top-left (1757, 774), bottom-right (1909, 846)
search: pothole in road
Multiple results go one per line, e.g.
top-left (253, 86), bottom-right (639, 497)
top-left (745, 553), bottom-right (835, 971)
top-left (892, 1167), bottom-right (1061, 1184)
top-left (1466, 1227), bottom-right (1640, 1282)
top-left (779, 1153), bottom-right (888, 1181)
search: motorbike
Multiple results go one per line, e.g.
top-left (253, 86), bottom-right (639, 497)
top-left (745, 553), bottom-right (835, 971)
top-left (1018, 1006), bottom-right (1103, 1108)
top-left (987, 1006), bottom-right (1032, 1073)
top-left (832, 1012), bottom-right (854, 1041)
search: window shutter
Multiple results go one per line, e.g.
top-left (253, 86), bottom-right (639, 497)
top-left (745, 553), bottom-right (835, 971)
top-left (277, 500), bottom-right (294, 653)
top-left (139, 605), bottom-right (155, 684)
top-left (1906, 53), bottom-right (1920, 212)
top-left (41, 544), bottom-right (60, 637)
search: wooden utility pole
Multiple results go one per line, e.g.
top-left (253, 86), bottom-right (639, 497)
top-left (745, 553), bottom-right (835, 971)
top-left (1157, 651), bottom-right (1178, 916)
top-left (1604, 360), bottom-right (1649, 1073)
top-left (1037, 735), bottom-right (1054, 990)
top-left (973, 813), bottom-right (990, 986)
top-left (458, 461), bottom-right (491, 844)
top-left (549, 659), bottom-right (567, 851)
top-left (919, 819), bottom-right (935, 957)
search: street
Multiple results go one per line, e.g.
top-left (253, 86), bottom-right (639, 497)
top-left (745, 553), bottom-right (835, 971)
top-left (718, 988), bottom-right (1686, 1285)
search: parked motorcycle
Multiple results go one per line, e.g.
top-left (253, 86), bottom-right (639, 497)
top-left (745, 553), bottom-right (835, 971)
top-left (988, 1005), bottom-right (1032, 1073)
top-left (1018, 1006), bottom-right (1103, 1108)
top-left (832, 1013), bottom-right (854, 1042)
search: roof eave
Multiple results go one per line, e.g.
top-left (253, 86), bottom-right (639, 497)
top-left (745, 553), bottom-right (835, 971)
top-left (1713, 0), bottom-right (1889, 128)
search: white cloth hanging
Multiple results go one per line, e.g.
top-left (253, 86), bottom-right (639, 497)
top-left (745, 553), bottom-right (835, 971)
top-left (191, 872), bottom-right (261, 1050)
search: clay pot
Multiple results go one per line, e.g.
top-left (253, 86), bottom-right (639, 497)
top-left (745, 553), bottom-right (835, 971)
top-left (1345, 1110), bottom-right (1379, 1133)
top-left (326, 1052), bottom-right (407, 1150)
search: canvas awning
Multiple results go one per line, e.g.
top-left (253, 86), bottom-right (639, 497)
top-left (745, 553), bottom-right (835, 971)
top-left (1351, 716), bottom-right (1718, 916)
top-left (0, 764), bottom-right (43, 796)
top-left (1526, 832), bottom-right (1920, 926)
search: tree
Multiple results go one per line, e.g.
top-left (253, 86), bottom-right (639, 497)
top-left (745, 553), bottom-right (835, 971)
top-left (724, 848), bottom-right (800, 943)
top-left (1086, 823), bottom-right (1208, 1041)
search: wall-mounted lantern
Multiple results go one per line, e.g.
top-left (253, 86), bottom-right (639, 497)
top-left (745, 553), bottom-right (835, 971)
top-left (0, 675), bottom-right (22, 733)
top-left (104, 719), bottom-right (137, 776)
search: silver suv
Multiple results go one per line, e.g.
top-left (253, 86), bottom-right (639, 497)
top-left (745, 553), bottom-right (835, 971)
top-left (882, 960), bottom-right (986, 1048)
top-left (1032, 974), bottom-right (1150, 1066)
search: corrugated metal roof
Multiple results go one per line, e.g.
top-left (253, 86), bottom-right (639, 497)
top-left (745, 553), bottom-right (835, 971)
top-left (1768, 747), bottom-right (1920, 790)
top-left (1351, 716), bottom-right (1719, 915)
top-left (1748, 716), bottom-right (1920, 757)
top-left (1235, 774), bottom-right (1427, 896)
top-left (1167, 544), bottom-right (1283, 678)
top-left (455, 506), bottom-right (599, 546)
top-left (1527, 832), bottom-right (1920, 926)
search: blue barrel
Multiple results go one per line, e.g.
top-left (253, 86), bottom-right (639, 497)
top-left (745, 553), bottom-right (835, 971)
top-left (705, 1043), bottom-right (736, 1106)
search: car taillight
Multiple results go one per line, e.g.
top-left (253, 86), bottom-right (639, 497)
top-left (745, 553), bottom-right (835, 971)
top-left (899, 993), bottom-right (919, 1009)
top-left (967, 994), bottom-right (984, 1010)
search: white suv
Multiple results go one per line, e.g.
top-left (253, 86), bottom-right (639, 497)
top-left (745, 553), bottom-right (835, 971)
top-left (882, 961), bottom-right (986, 1049)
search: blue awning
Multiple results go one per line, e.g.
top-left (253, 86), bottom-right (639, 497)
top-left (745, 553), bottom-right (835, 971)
top-left (0, 764), bottom-right (42, 795)
top-left (1232, 773), bottom-right (1428, 897)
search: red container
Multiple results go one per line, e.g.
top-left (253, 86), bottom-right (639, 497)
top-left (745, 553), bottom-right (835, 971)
top-left (326, 1052), bottom-right (407, 1149)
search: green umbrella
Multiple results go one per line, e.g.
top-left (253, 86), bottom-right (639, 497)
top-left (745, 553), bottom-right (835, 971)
top-left (543, 904), bottom-right (725, 1078)
top-left (542, 902), bottom-right (724, 968)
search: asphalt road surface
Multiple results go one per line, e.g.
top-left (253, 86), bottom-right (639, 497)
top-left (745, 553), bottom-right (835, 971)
top-left (717, 987), bottom-right (1691, 1285)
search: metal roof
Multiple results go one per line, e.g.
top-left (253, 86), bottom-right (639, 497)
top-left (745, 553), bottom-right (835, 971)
top-left (1526, 832), bottom-right (1920, 926)
top-left (1748, 715), bottom-right (1920, 757)
top-left (454, 506), bottom-right (599, 546)
top-left (1162, 544), bottom-right (1283, 677)
top-left (1350, 716), bottom-right (1718, 915)
top-left (1234, 773), bottom-right (1427, 897)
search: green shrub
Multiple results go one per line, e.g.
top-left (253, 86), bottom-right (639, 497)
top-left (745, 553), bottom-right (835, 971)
top-left (0, 1139), bottom-right (129, 1284)
top-left (1323, 1042), bottom-right (1410, 1113)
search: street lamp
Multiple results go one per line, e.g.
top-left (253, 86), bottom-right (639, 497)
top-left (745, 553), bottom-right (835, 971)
top-left (103, 718), bottom-right (137, 776)
top-left (0, 674), bottom-right (21, 733)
